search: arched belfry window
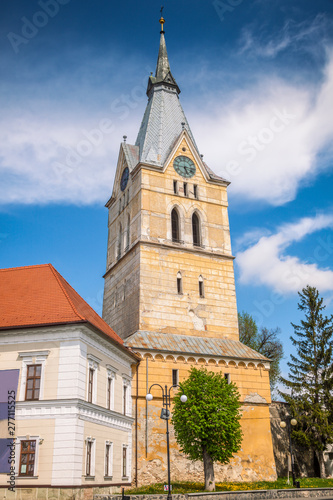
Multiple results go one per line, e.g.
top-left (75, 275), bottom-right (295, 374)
top-left (177, 272), bottom-right (183, 295)
top-left (192, 212), bottom-right (201, 247)
top-left (171, 208), bottom-right (180, 243)
top-left (199, 275), bottom-right (204, 298)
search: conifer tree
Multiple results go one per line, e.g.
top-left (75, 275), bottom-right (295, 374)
top-left (279, 286), bottom-right (333, 477)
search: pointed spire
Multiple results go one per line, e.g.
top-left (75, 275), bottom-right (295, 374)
top-left (146, 14), bottom-right (180, 96)
top-left (155, 23), bottom-right (170, 80)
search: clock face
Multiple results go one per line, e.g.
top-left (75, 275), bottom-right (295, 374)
top-left (120, 167), bottom-right (129, 191)
top-left (173, 156), bottom-right (196, 178)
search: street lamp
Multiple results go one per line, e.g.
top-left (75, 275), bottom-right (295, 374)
top-left (146, 384), bottom-right (187, 500)
top-left (280, 416), bottom-right (298, 487)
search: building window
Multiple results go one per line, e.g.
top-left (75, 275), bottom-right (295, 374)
top-left (18, 350), bottom-right (49, 402)
top-left (171, 208), bottom-right (180, 242)
top-left (192, 212), bottom-right (201, 247)
top-left (177, 271), bottom-right (183, 295)
top-left (199, 275), bottom-right (205, 298)
top-left (86, 441), bottom-right (92, 476)
top-left (88, 368), bottom-right (94, 403)
top-left (183, 182), bottom-right (188, 197)
top-left (87, 354), bottom-right (100, 405)
top-left (125, 214), bottom-right (130, 251)
top-left (122, 446), bottom-right (128, 478)
top-left (118, 199), bottom-right (121, 214)
top-left (107, 376), bottom-right (112, 410)
top-left (123, 385), bottom-right (127, 415)
top-left (173, 180), bottom-right (178, 194)
top-left (105, 442), bottom-right (113, 477)
top-left (224, 373), bottom-right (230, 384)
top-left (193, 184), bottom-right (198, 199)
top-left (19, 440), bottom-right (36, 476)
top-left (25, 364), bottom-right (41, 401)
top-left (117, 223), bottom-right (122, 259)
top-left (172, 369), bottom-right (179, 386)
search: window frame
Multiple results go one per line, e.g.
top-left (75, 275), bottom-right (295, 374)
top-left (122, 445), bottom-right (128, 479)
top-left (105, 441), bottom-right (113, 478)
top-left (87, 354), bottom-right (101, 405)
top-left (19, 440), bottom-right (36, 477)
top-left (199, 275), bottom-right (205, 298)
top-left (85, 438), bottom-right (96, 478)
top-left (192, 212), bottom-right (201, 247)
top-left (177, 271), bottom-right (183, 295)
top-left (172, 369), bottom-right (179, 386)
top-left (18, 350), bottom-right (49, 402)
top-left (171, 208), bottom-right (180, 243)
top-left (25, 364), bottom-right (42, 401)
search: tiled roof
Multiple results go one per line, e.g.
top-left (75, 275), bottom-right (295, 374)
top-left (0, 264), bottom-right (127, 350)
top-left (125, 331), bottom-right (269, 362)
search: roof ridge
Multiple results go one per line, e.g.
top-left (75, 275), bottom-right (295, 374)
top-left (48, 264), bottom-right (85, 322)
top-left (0, 263), bottom-right (51, 273)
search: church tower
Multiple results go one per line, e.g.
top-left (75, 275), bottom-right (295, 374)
top-left (103, 16), bottom-right (276, 485)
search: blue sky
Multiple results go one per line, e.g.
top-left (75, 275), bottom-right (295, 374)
top-left (1, 0), bottom-right (333, 389)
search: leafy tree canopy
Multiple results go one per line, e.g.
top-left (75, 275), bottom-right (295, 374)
top-left (279, 286), bottom-right (333, 478)
top-left (172, 367), bottom-right (242, 490)
top-left (238, 311), bottom-right (283, 393)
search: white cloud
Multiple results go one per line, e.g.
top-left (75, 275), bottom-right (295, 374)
top-left (236, 214), bottom-right (333, 294)
top-left (190, 48), bottom-right (333, 205)
top-left (239, 14), bottom-right (329, 59)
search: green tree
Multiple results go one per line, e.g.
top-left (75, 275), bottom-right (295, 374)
top-left (172, 367), bottom-right (242, 491)
top-left (238, 312), bottom-right (283, 393)
top-left (279, 286), bottom-right (333, 477)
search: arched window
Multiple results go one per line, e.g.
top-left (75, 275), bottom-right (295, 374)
top-left (117, 224), bottom-right (122, 259)
top-left (125, 214), bottom-right (130, 251)
top-left (199, 275), bottom-right (204, 298)
top-left (171, 208), bottom-right (180, 243)
top-left (192, 212), bottom-right (201, 247)
top-left (177, 271), bottom-right (183, 295)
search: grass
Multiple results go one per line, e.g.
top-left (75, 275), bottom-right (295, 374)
top-left (126, 478), bottom-right (333, 495)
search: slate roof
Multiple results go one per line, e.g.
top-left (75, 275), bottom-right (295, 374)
top-left (125, 331), bottom-right (269, 362)
top-left (135, 86), bottom-right (199, 166)
top-left (122, 143), bottom-right (139, 172)
top-left (0, 264), bottom-right (137, 358)
top-left (132, 27), bottom-right (229, 186)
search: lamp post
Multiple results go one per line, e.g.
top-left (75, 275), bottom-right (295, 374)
top-left (146, 384), bottom-right (187, 500)
top-left (280, 416), bottom-right (298, 487)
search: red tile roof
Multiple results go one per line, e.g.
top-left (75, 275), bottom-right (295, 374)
top-left (0, 264), bottom-right (131, 353)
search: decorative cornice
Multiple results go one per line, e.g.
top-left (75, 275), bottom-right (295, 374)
top-left (16, 399), bottom-right (134, 430)
top-left (133, 350), bottom-right (270, 370)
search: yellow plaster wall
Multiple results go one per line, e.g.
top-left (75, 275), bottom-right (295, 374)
top-left (139, 245), bottom-right (239, 340)
top-left (132, 356), bottom-right (276, 485)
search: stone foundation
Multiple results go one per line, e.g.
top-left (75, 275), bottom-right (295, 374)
top-left (0, 485), bottom-right (123, 500)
